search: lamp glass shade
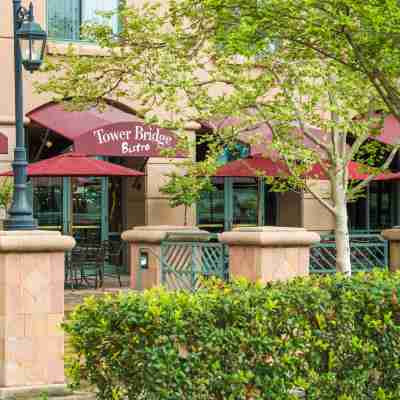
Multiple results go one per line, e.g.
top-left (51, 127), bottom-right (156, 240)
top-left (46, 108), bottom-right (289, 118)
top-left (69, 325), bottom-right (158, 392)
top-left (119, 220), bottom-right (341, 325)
top-left (17, 21), bottom-right (47, 72)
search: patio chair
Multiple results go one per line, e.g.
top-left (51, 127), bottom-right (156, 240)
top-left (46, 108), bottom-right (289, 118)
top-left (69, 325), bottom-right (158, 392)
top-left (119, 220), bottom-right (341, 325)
top-left (65, 244), bottom-right (105, 289)
top-left (65, 246), bottom-right (88, 289)
top-left (80, 244), bottom-right (106, 289)
top-left (101, 240), bottom-right (125, 287)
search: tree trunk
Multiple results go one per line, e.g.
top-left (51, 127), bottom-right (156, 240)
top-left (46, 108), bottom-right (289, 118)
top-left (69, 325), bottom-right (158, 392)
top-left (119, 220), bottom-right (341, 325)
top-left (333, 182), bottom-right (352, 275)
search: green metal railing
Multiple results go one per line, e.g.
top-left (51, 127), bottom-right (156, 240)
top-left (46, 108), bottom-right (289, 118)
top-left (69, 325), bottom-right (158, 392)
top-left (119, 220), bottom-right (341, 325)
top-left (140, 232), bottom-right (389, 290)
top-left (160, 233), bottom-right (228, 291)
top-left (310, 234), bottom-right (388, 274)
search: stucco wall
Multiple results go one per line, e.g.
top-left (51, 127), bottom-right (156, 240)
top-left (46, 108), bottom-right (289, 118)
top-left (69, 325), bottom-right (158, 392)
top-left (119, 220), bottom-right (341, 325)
top-left (145, 156), bottom-right (196, 226)
top-left (302, 180), bottom-right (335, 234)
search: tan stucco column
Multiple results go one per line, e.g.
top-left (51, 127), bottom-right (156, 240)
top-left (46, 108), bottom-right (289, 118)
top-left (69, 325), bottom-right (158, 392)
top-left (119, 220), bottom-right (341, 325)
top-left (0, 231), bottom-right (74, 395)
top-left (122, 225), bottom-right (206, 290)
top-left (382, 228), bottom-right (400, 272)
top-left (219, 227), bottom-right (320, 283)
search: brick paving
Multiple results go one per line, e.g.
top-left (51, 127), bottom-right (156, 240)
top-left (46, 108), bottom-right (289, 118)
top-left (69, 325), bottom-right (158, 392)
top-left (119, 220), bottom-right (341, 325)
top-left (64, 274), bottom-right (131, 312)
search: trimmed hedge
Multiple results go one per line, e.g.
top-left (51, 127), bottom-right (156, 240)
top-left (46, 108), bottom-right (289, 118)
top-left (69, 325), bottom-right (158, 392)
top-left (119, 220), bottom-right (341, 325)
top-left (64, 271), bottom-right (400, 400)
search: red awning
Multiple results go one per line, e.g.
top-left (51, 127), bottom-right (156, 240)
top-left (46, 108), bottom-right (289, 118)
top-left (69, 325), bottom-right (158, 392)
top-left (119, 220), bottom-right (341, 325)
top-left (374, 114), bottom-right (400, 145)
top-left (27, 102), bottom-right (184, 158)
top-left (215, 156), bottom-right (290, 177)
top-left (0, 152), bottom-right (144, 177)
top-left (201, 118), bottom-right (333, 158)
top-left (215, 155), bottom-right (397, 180)
top-left (0, 132), bottom-right (8, 154)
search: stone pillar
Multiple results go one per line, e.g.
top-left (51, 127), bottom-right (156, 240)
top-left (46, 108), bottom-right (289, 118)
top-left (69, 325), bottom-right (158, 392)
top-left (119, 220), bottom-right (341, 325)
top-left (219, 227), bottom-right (320, 283)
top-left (122, 226), bottom-right (206, 290)
top-left (0, 231), bottom-right (74, 394)
top-left (382, 228), bottom-right (400, 272)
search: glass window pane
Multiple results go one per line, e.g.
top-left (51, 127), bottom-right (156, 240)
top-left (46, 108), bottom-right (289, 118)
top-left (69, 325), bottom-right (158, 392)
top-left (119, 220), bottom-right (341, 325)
top-left (72, 177), bottom-right (102, 243)
top-left (48, 0), bottom-right (118, 41)
top-left (347, 197), bottom-right (367, 231)
top-left (369, 181), bottom-right (392, 230)
top-left (81, 0), bottom-right (119, 34)
top-left (197, 179), bottom-right (224, 232)
top-left (233, 177), bottom-right (258, 227)
top-left (265, 186), bottom-right (277, 225)
top-left (109, 176), bottom-right (122, 233)
top-left (48, 0), bottom-right (80, 41)
top-left (32, 177), bottom-right (63, 230)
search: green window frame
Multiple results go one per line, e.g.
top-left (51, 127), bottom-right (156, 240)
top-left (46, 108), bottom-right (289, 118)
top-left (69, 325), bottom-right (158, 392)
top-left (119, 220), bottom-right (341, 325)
top-left (197, 177), bottom-right (278, 233)
top-left (47, 0), bottom-right (120, 42)
top-left (348, 181), bottom-right (397, 232)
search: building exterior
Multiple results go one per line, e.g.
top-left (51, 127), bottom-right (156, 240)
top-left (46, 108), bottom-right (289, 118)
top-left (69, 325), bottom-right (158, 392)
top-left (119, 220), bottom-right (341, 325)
top-left (0, 0), bottom-right (398, 251)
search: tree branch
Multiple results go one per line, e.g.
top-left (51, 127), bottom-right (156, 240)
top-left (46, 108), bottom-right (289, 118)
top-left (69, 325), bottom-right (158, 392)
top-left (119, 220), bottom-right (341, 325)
top-left (305, 181), bottom-right (337, 215)
top-left (351, 144), bottom-right (400, 193)
top-left (343, 31), bottom-right (400, 118)
top-left (266, 66), bottom-right (332, 155)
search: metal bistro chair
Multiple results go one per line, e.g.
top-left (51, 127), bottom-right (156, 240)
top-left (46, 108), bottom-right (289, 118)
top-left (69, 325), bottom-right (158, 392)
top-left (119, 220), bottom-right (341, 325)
top-left (101, 240), bottom-right (125, 287)
top-left (65, 246), bottom-right (86, 290)
top-left (65, 243), bottom-right (105, 289)
top-left (81, 243), bottom-right (106, 289)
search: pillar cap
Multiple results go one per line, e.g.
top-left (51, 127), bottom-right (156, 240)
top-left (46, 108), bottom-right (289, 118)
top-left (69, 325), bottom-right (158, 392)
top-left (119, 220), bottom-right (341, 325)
top-left (0, 230), bottom-right (75, 252)
top-left (219, 226), bottom-right (320, 247)
top-left (382, 228), bottom-right (400, 241)
top-left (122, 225), bottom-right (206, 244)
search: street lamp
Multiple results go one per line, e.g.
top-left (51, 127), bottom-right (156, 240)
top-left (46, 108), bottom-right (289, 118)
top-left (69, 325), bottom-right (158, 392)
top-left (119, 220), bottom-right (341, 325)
top-left (4, 1), bottom-right (47, 230)
top-left (17, 3), bottom-right (47, 73)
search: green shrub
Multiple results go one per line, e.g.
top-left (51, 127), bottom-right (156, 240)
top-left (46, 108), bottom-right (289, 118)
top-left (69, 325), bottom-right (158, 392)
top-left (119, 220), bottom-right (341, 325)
top-left (64, 271), bottom-right (400, 400)
top-left (0, 178), bottom-right (13, 209)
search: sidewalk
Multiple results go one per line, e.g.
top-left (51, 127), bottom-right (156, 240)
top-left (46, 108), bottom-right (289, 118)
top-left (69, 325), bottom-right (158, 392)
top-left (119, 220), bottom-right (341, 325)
top-left (65, 274), bottom-right (131, 312)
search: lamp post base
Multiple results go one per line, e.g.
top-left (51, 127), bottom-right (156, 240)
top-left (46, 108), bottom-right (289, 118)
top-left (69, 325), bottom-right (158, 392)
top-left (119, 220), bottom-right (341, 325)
top-left (3, 216), bottom-right (37, 231)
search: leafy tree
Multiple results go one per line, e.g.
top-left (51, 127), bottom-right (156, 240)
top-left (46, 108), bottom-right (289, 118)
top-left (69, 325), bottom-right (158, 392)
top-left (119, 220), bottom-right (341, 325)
top-left (207, 0), bottom-right (400, 121)
top-left (160, 172), bottom-right (214, 226)
top-left (36, 1), bottom-right (400, 274)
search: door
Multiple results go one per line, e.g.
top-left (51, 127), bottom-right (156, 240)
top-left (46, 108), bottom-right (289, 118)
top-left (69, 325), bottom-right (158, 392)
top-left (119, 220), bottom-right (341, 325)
top-left (33, 175), bottom-right (111, 245)
top-left (70, 177), bottom-right (103, 243)
top-left (32, 177), bottom-right (64, 231)
top-left (232, 177), bottom-right (258, 228)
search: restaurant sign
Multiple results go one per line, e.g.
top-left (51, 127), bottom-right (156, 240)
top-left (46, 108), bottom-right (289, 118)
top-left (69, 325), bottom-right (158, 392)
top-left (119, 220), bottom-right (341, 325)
top-left (73, 122), bottom-right (185, 158)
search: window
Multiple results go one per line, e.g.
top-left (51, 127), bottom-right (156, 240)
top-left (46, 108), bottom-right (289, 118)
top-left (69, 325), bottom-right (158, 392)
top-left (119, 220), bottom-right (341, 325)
top-left (47, 0), bottom-right (119, 42)
top-left (197, 177), bottom-right (278, 233)
top-left (232, 178), bottom-right (258, 227)
top-left (32, 177), bottom-right (63, 230)
top-left (348, 181), bottom-right (396, 232)
top-left (197, 178), bottom-right (225, 233)
top-left (195, 131), bottom-right (252, 232)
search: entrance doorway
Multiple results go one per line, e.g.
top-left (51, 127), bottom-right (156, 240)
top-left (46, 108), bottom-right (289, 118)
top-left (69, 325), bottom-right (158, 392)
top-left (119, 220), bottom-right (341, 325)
top-left (71, 177), bottom-right (103, 242)
top-left (31, 176), bottom-right (118, 245)
top-left (31, 176), bottom-right (63, 231)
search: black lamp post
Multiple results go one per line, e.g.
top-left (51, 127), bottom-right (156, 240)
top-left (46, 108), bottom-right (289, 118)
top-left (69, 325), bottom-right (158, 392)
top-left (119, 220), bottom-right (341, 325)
top-left (4, 1), bottom-right (47, 230)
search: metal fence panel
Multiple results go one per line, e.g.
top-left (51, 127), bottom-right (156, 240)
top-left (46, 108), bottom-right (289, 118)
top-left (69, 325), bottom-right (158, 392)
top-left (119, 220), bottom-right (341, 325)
top-left (310, 234), bottom-right (388, 274)
top-left (161, 241), bottom-right (228, 291)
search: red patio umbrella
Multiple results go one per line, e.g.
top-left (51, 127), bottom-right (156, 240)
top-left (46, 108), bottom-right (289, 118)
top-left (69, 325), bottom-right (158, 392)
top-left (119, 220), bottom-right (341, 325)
top-left (215, 155), bottom-right (397, 180)
top-left (0, 152), bottom-right (144, 177)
